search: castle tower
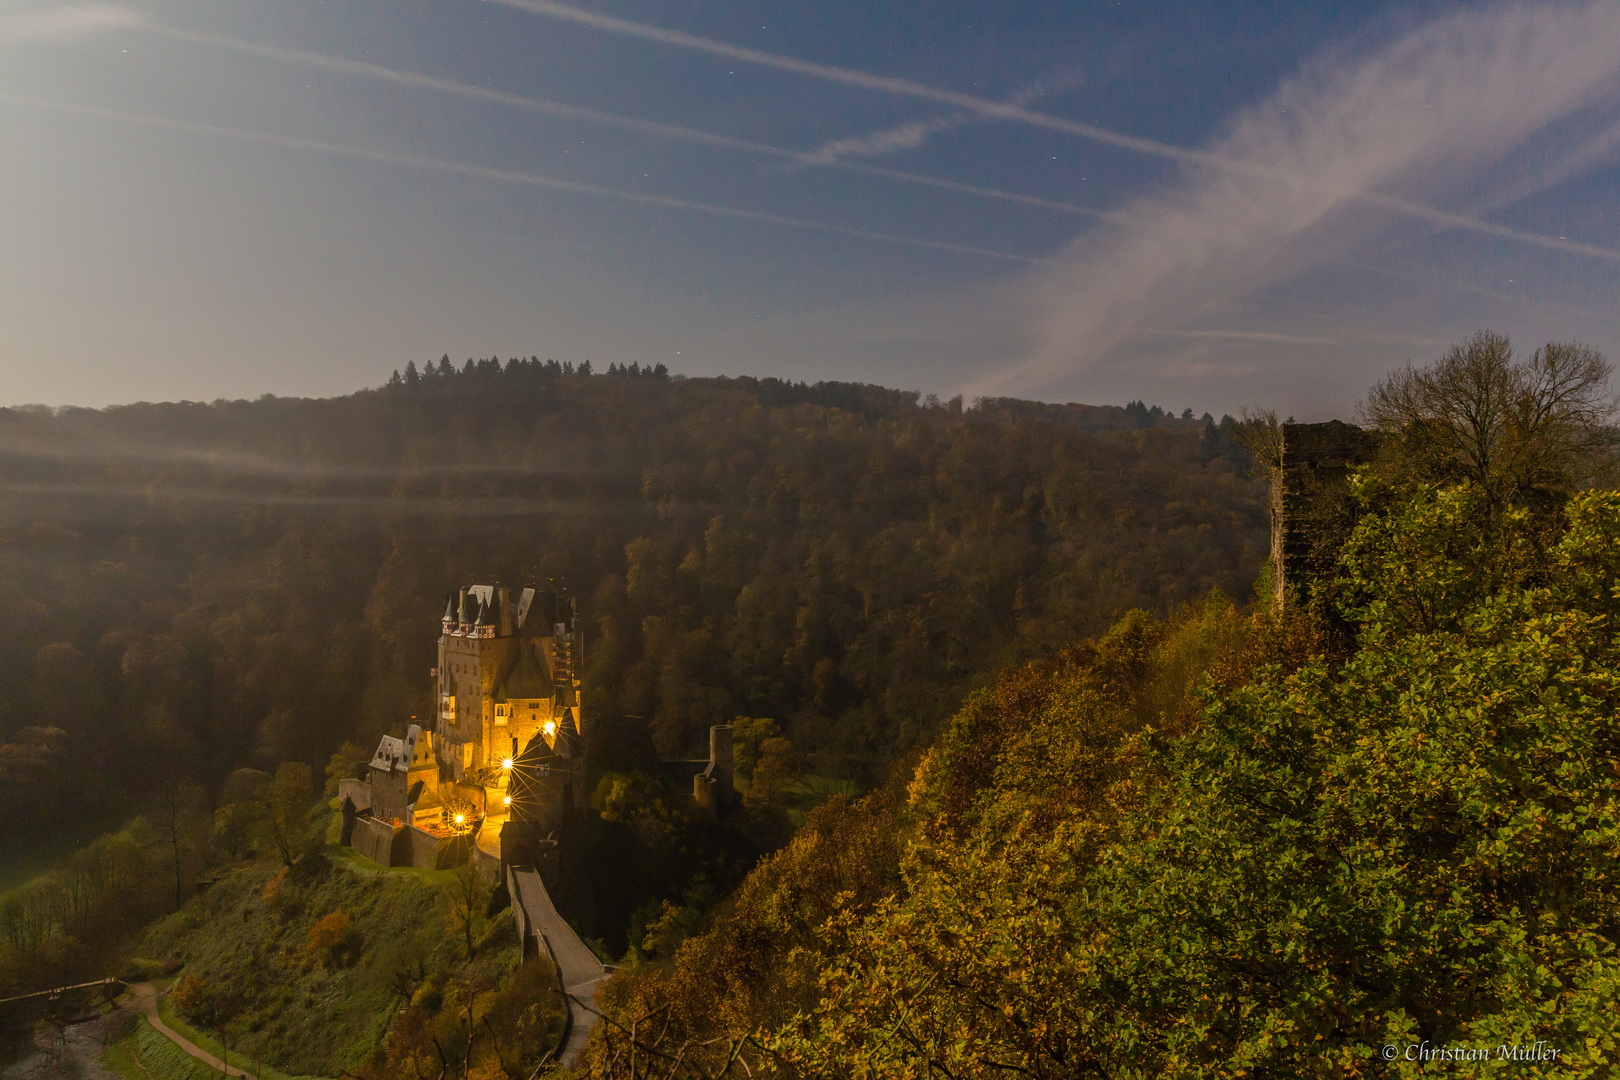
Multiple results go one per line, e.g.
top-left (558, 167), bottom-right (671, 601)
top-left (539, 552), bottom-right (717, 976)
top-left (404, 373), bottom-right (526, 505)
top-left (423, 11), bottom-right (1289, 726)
top-left (434, 583), bottom-right (585, 796)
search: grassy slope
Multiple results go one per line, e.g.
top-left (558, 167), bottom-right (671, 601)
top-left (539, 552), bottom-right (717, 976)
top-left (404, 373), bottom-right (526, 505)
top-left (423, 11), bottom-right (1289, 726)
top-left (135, 852), bottom-right (519, 1077)
top-left (102, 1017), bottom-right (219, 1080)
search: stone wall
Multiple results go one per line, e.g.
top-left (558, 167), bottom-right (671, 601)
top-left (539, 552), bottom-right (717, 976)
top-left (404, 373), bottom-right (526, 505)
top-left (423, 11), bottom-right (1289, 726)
top-left (397, 825), bottom-right (472, 870)
top-left (337, 778), bottom-right (372, 813)
top-left (352, 817), bottom-right (401, 867)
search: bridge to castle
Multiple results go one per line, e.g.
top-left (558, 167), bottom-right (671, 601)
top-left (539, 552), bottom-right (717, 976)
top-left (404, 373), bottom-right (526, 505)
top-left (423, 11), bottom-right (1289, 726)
top-left (507, 864), bottom-right (608, 1065)
top-left (472, 821), bottom-right (606, 1066)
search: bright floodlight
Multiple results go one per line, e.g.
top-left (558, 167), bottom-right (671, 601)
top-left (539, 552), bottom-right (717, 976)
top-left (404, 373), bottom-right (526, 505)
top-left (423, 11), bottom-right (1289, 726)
top-left (502, 757), bottom-right (514, 770)
top-left (544, 721), bottom-right (556, 736)
top-left (503, 795), bottom-right (512, 806)
top-left (454, 813), bottom-right (465, 824)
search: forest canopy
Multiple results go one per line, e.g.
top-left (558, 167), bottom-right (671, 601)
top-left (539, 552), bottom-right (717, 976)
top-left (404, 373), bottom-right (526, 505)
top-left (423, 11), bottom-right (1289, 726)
top-left (0, 365), bottom-right (1264, 854)
top-left (583, 456), bottom-right (1620, 1078)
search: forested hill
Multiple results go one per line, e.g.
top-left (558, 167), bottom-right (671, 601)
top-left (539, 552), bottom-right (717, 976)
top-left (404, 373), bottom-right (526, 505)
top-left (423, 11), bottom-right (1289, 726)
top-left (0, 360), bottom-right (1264, 845)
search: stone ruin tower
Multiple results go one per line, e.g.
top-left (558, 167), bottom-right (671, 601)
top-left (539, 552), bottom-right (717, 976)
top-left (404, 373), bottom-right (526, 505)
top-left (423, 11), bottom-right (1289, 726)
top-left (1270, 420), bottom-right (1381, 607)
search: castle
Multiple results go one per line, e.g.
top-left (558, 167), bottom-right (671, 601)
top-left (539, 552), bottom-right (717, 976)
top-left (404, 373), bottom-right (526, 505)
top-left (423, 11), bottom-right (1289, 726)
top-left (340, 580), bottom-right (735, 895)
top-left (340, 583), bottom-right (591, 874)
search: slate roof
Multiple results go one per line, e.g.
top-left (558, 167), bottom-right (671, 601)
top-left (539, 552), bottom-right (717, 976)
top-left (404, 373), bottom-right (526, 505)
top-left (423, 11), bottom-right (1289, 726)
top-left (370, 724), bottom-right (421, 774)
top-left (497, 644), bottom-right (553, 701)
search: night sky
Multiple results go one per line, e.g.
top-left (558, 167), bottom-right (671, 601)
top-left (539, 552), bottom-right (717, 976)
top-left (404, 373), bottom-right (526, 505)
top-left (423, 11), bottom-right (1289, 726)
top-left (2, 0), bottom-right (1617, 416)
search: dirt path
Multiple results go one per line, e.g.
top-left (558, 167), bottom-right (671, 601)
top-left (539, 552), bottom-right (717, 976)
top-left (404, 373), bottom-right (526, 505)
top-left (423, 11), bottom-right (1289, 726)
top-left (126, 983), bottom-right (258, 1079)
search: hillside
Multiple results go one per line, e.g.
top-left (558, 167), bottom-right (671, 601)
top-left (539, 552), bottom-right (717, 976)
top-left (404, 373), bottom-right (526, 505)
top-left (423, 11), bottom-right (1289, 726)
top-left (0, 363), bottom-right (1264, 855)
top-left (134, 852), bottom-right (563, 1078)
top-left (582, 483), bottom-right (1620, 1077)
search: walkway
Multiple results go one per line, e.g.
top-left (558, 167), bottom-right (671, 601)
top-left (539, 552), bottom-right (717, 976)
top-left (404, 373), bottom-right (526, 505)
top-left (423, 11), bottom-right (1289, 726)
top-left (507, 867), bottom-right (608, 1066)
top-left (127, 983), bottom-right (258, 1079)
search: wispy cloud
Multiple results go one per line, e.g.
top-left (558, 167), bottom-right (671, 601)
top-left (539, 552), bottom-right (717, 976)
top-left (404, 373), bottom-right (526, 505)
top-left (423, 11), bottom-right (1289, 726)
top-left (799, 114), bottom-right (963, 165)
top-left (0, 92), bottom-right (1059, 265)
top-left (971, 0), bottom-right (1620, 399)
top-left (0, 1), bottom-right (135, 45)
top-left (492, 0), bottom-right (1609, 261)
top-left (794, 76), bottom-right (1074, 168)
top-left (1145, 329), bottom-right (1341, 346)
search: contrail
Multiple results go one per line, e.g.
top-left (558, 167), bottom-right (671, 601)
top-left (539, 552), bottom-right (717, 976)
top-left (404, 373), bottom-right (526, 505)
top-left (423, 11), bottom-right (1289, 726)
top-left (0, 2), bottom-right (136, 46)
top-left (1359, 190), bottom-right (1620, 263)
top-left (485, 0), bottom-right (1215, 166)
top-left (142, 22), bottom-right (1107, 219)
top-left (490, 0), bottom-right (1620, 263)
top-left (0, 92), bottom-right (1060, 265)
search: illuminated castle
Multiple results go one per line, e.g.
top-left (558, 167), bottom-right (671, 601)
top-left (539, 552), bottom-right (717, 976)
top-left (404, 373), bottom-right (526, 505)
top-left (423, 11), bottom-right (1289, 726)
top-left (435, 585), bottom-right (582, 775)
top-left (342, 583), bottom-right (587, 872)
top-left (436, 584), bottom-right (588, 849)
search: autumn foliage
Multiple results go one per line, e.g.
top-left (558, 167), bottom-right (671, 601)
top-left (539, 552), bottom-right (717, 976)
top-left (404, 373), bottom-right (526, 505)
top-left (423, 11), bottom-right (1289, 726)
top-left (585, 480), bottom-right (1620, 1078)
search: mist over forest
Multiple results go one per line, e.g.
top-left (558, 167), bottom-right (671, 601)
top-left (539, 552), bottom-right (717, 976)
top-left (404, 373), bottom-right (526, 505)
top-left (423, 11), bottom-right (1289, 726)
top-left (0, 360), bottom-right (1264, 864)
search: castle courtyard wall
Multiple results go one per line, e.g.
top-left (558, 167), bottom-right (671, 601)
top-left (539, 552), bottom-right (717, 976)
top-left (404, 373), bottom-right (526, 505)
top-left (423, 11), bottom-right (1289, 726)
top-left (352, 817), bottom-right (401, 867)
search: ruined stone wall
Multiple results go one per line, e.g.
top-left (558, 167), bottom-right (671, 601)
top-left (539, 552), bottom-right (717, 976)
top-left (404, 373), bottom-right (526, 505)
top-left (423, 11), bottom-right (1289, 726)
top-left (1276, 421), bottom-right (1381, 603)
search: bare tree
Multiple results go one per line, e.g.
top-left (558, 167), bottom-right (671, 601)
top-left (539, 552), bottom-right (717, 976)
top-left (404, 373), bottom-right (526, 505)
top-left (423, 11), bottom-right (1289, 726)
top-left (150, 777), bottom-right (207, 911)
top-left (1361, 331), bottom-right (1617, 517)
top-left (445, 862), bottom-right (490, 959)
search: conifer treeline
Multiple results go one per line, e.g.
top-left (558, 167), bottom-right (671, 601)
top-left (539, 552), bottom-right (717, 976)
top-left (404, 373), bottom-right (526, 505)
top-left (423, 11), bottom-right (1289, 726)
top-left (384, 353), bottom-right (671, 387)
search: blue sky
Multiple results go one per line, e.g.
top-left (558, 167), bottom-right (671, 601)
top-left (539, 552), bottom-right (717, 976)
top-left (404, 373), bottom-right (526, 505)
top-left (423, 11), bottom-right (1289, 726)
top-left (1, 0), bottom-right (1617, 416)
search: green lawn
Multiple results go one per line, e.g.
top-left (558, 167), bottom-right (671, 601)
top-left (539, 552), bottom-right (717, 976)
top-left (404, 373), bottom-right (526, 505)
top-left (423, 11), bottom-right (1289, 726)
top-left (327, 844), bottom-right (460, 887)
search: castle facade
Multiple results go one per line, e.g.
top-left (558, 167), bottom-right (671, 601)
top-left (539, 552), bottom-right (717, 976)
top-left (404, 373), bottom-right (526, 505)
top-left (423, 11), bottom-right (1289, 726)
top-left (435, 584), bottom-right (584, 781)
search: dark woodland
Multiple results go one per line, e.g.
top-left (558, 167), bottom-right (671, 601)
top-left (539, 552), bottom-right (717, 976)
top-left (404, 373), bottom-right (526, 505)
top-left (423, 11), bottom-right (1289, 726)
top-left (0, 360), bottom-right (1264, 851)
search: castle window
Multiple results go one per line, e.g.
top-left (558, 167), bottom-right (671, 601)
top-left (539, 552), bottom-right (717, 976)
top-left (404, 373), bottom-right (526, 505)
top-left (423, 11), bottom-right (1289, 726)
top-left (495, 703), bottom-right (508, 725)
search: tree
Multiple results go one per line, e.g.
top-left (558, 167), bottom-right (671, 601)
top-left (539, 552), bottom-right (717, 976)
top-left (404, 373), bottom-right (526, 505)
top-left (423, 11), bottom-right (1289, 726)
top-left (1234, 408), bottom-right (1285, 608)
top-left (263, 761), bottom-right (315, 869)
top-left (729, 717), bottom-right (780, 779)
top-left (761, 485), bottom-right (1620, 1078)
top-left (742, 736), bottom-right (799, 810)
top-left (213, 799), bottom-right (258, 863)
top-left (149, 777), bottom-right (208, 911)
top-left (324, 741), bottom-right (370, 798)
top-left (444, 862), bottom-right (489, 960)
top-left (1361, 330), bottom-right (1617, 518)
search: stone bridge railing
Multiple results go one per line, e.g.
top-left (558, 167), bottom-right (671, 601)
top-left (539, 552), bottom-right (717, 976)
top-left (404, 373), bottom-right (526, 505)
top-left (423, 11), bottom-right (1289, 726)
top-left (507, 866), bottom-right (609, 1067)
